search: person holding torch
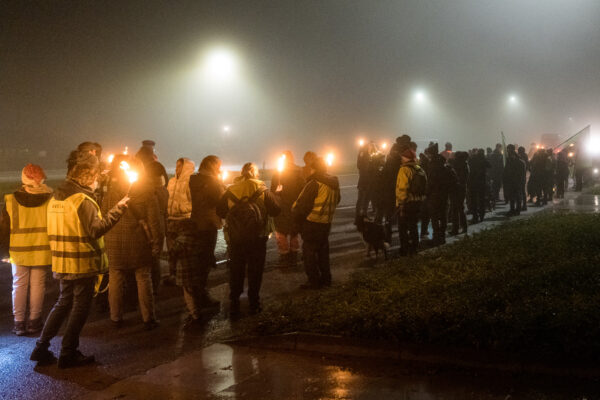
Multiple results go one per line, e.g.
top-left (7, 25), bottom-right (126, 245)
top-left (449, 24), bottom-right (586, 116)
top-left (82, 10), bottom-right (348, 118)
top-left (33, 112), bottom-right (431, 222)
top-left (102, 155), bottom-right (162, 331)
top-left (30, 152), bottom-right (128, 368)
top-left (270, 151), bottom-right (305, 267)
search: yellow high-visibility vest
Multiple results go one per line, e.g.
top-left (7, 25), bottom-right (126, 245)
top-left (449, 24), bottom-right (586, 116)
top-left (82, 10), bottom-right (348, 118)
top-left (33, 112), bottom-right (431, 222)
top-left (306, 181), bottom-right (339, 224)
top-left (47, 193), bottom-right (108, 275)
top-left (4, 194), bottom-right (51, 267)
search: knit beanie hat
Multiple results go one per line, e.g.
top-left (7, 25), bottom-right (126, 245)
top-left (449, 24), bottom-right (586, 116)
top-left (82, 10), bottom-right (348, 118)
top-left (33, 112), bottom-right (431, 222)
top-left (21, 164), bottom-right (46, 186)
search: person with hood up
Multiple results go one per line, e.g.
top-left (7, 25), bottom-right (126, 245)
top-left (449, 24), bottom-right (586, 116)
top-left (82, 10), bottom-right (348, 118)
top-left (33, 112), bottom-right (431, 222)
top-left (165, 158), bottom-right (195, 285)
top-left (0, 164), bottom-right (53, 336)
top-left (217, 163), bottom-right (280, 317)
top-left (102, 155), bottom-right (162, 330)
top-left (184, 155), bottom-right (226, 325)
top-left (270, 151), bottom-right (305, 267)
top-left (30, 153), bottom-right (127, 368)
top-left (293, 157), bottom-right (341, 289)
top-left (395, 148), bottom-right (426, 256)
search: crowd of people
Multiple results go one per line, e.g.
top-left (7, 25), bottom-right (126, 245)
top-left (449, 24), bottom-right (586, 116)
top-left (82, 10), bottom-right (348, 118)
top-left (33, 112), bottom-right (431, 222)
top-left (0, 135), bottom-right (580, 369)
top-left (355, 135), bottom-right (577, 255)
top-left (0, 140), bottom-right (339, 368)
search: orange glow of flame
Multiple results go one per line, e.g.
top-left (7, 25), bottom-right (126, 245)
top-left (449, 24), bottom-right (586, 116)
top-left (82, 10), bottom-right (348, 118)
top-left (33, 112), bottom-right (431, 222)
top-left (277, 154), bottom-right (286, 172)
top-left (221, 170), bottom-right (229, 182)
top-left (123, 146), bottom-right (128, 155)
top-left (326, 152), bottom-right (334, 166)
top-left (107, 154), bottom-right (115, 163)
top-left (358, 139), bottom-right (365, 147)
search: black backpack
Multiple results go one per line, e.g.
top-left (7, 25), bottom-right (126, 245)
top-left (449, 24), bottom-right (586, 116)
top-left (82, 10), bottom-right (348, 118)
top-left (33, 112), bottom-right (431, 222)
top-left (408, 165), bottom-right (427, 197)
top-left (226, 188), bottom-right (266, 243)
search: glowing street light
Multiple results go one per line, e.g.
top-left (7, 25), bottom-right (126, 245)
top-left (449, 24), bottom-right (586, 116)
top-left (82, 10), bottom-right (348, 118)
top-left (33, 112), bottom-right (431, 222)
top-left (413, 89), bottom-right (427, 104)
top-left (201, 46), bottom-right (240, 83)
top-left (222, 125), bottom-right (231, 133)
top-left (508, 94), bottom-right (519, 105)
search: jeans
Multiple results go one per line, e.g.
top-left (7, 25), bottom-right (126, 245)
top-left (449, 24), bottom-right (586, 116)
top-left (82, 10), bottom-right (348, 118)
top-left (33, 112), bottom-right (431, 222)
top-left (109, 266), bottom-right (156, 323)
top-left (228, 237), bottom-right (267, 308)
top-left (38, 277), bottom-right (95, 357)
top-left (12, 264), bottom-right (49, 322)
top-left (275, 232), bottom-right (300, 255)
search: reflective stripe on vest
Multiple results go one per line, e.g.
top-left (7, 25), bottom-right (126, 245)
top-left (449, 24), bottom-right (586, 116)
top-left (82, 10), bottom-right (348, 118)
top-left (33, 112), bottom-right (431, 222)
top-left (307, 182), bottom-right (338, 224)
top-left (47, 193), bottom-right (108, 275)
top-left (4, 194), bottom-right (51, 267)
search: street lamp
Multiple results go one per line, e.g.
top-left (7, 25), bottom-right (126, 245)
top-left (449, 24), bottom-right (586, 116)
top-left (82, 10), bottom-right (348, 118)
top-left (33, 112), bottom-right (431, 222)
top-left (202, 47), bottom-right (239, 83)
top-left (508, 94), bottom-right (519, 105)
top-left (413, 89), bottom-right (427, 104)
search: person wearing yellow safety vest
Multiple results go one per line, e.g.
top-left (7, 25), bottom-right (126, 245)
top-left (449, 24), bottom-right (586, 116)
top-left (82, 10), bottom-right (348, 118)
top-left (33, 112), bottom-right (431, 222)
top-left (30, 153), bottom-right (128, 368)
top-left (292, 157), bottom-right (340, 289)
top-left (0, 164), bottom-right (53, 336)
top-left (216, 162), bottom-right (281, 317)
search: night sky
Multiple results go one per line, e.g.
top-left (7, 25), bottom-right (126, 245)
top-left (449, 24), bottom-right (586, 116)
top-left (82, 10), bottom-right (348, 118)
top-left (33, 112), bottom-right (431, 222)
top-left (2, 0), bottom-right (600, 168)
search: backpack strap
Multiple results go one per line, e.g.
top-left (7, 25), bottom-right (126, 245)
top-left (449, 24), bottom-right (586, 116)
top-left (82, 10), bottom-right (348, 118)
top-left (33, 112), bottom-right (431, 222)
top-left (249, 188), bottom-right (266, 203)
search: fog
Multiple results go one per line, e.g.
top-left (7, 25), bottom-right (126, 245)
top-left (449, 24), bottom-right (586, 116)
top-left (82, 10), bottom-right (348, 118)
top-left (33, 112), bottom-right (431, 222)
top-left (2, 0), bottom-right (600, 169)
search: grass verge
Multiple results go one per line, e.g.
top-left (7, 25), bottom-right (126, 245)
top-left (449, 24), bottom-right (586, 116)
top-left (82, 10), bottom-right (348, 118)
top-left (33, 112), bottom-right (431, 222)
top-left (243, 212), bottom-right (600, 363)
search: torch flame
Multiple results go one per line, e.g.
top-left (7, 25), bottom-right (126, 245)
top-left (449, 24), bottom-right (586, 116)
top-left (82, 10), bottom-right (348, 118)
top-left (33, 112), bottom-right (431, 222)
top-left (119, 161), bottom-right (130, 171)
top-left (107, 154), bottom-right (115, 164)
top-left (221, 170), bottom-right (229, 182)
top-left (381, 142), bottom-right (388, 150)
top-left (568, 152), bottom-right (574, 158)
top-left (358, 139), bottom-right (365, 147)
top-left (123, 146), bottom-right (128, 155)
top-left (126, 170), bottom-right (139, 184)
top-left (277, 154), bottom-right (286, 172)
top-left (326, 152), bottom-right (334, 167)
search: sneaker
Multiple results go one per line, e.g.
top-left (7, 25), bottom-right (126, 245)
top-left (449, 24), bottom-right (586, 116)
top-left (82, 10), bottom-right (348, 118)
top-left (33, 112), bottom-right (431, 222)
top-left (58, 350), bottom-right (95, 369)
top-left (26, 318), bottom-right (43, 335)
top-left (30, 343), bottom-right (56, 366)
top-left (12, 321), bottom-right (26, 336)
top-left (144, 319), bottom-right (160, 331)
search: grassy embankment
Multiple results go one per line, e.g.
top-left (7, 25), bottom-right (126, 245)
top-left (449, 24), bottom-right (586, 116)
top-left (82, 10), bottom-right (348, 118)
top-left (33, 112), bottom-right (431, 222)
top-left (244, 213), bottom-right (600, 362)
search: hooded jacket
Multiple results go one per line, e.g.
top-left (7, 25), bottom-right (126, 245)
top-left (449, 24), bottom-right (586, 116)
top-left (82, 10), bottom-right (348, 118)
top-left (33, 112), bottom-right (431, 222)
top-left (395, 161), bottom-right (426, 206)
top-left (167, 158), bottom-right (195, 220)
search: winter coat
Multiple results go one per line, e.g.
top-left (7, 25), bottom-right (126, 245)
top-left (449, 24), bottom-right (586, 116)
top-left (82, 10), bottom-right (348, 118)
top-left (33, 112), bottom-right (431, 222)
top-left (382, 145), bottom-right (403, 212)
top-left (503, 153), bottom-right (526, 194)
top-left (167, 159), bottom-right (195, 220)
top-left (468, 154), bottom-right (490, 190)
top-left (395, 161), bottom-right (426, 206)
top-left (189, 170), bottom-right (226, 231)
top-left (489, 150), bottom-right (504, 179)
top-left (102, 175), bottom-right (163, 270)
top-left (270, 164), bottom-right (305, 234)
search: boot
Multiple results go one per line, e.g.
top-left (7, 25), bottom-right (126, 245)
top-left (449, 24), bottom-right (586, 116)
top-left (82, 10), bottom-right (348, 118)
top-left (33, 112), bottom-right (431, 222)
top-left (58, 350), bottom-right (95, 369)
top-left (30, 342), bottom-right (56, 365)
top-left (12, 320), bottom-right (26, 336)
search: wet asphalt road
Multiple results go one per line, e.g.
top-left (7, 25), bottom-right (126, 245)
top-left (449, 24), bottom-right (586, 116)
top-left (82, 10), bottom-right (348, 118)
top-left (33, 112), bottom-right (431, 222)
top-left (0, 174), bottom-right (364, 400)
top-left (2, 175), bottom-right (599, 399)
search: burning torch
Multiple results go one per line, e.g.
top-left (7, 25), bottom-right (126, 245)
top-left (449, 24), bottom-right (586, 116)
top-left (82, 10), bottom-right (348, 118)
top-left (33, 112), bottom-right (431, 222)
top-left (119, 161), bottom-right (139, 194)
top-left (326, 152), bottom-right (334, 167)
